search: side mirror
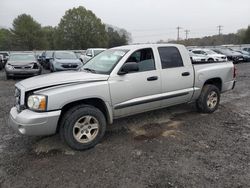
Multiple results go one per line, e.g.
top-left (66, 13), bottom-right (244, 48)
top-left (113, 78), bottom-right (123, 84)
top-left (118, 62), bottom-right (139, 75)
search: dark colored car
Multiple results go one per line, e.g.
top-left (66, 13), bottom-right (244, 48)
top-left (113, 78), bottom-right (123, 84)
top-left (243, 47), bottom-right (250, 53)
top-left (40, 51), bottom-right (54, 69)
top-left (50, 51), bottom-right (83, 72)
top-left (212, 48), bottom-right (244, 64)
top-left (5, 53), bottom-right (42, 79)
top-left (0, 55), bottom-right (4, 70)
top-left (235, 50), bottom-right (250, 62)
top-left (0, 52), bottom-right (10, 66)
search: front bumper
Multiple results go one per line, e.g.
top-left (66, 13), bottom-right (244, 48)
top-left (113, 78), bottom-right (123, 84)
top-left (6, 69), bottom-right (41, 77)
top-left (9, 107), bottom-right (61, 136)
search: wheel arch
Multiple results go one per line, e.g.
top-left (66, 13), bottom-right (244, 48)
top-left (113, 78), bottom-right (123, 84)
top-left (203, 77), bottom-right (222, 91)
top-left (57, 98), bottom-right (112, 132)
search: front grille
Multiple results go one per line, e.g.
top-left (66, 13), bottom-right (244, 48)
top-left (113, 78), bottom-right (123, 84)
top-left (62, 64), bottom-right (78, 68)
top-left (13, 65), bottom-right (33, 69)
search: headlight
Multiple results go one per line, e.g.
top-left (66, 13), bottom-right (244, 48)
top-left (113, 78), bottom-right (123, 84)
top-left (27, 95), bottom-right (47, 111)
top-left (6, 64), bottom-right (14, 70)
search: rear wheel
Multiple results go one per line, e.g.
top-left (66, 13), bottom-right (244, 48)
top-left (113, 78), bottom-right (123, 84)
top-left (196, 84), bottom-right (220, 113)
top-left (59, 105), bottom-right (106, 150)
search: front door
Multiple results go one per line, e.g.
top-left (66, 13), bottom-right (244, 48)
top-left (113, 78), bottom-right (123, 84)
top-left (109, 48), bottom-right (162, 118)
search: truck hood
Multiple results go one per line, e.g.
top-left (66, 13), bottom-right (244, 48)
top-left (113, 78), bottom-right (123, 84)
top-left (18, 71), bottom-right (109, 91)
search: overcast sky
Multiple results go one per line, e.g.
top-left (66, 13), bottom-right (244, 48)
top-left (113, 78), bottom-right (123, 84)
top-left (1, 0), bottom-right (250, 43)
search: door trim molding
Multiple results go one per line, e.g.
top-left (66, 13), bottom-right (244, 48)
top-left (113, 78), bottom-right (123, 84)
top-left (114, 92), bottom-right (189, 110)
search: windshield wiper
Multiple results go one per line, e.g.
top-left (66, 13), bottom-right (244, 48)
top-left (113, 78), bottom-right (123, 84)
top-left (83, 68), bottom-right (96, 73)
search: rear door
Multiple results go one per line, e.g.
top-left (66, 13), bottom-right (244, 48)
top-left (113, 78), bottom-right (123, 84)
top-left (158, 46), bottom-right (194, 107)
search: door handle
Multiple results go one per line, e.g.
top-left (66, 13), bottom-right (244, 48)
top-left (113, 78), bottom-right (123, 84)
top-left (182, 72), bottom-right (190, 76)
top-left (147, 76), bottom-right (158, 81)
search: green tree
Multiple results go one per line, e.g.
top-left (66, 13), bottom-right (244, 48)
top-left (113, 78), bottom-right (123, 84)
top-left (11, 14), bottom-right (46, 50)
top-left (56, 6), bottom-right (108, 49)
top-left (242, 26), bottom-right (250, 43)
top-left (0, 28), bottom-right (13, 50)
top-left (42, 26), bottom-right (56, 50)
top-left (106, 27), bottom-right (128, 48)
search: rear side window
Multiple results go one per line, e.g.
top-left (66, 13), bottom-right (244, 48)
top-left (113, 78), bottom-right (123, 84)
top-left (158, 47), bottom-right (183, 69)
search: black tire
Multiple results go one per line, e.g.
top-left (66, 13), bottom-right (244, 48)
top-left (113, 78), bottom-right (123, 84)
top-left (6, 74), bottom-right (11, 80)
top-left (208, 58), bottom-right (214, 63)
top-left (59, 105), bottom-right (106, 150)
top-left (196, 84), bottom-right (220, 113)
top-left (50, 64), bottom-right (54, 72)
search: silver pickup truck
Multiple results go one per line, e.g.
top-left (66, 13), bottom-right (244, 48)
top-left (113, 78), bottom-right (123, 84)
top-left (9, 44), bottom-right (236, 150)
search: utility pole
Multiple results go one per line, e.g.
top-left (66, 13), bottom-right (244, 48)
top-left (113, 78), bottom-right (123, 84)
top-left (176, 26), bottom-right (182, 41)
top-left (184, 30), bottom-right (190, 40)
top-left (217, 25), bottom-right (223, 35)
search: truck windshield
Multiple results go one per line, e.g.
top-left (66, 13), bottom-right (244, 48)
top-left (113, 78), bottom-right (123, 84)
top-left (81, 49), bottom-right (129, 74)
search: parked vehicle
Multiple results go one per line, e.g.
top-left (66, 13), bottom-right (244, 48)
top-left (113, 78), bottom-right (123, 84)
top-left (0, 52), bottom-right (10, 66)
top-left (191, 49), bottom-right (227, 62)
top-left (80, 48), bottom-right (106, 64)
top-left (50, 51), bottom-right (83, 72)
top-left (235, 50), bottom-right (250, 62)
top-left (5, 52), bottom-right (42, 79)
top-left (40, 51), bottom-right (54, 69)
top-left (242, 47), bottom-right (250, 53)
top-left (189, 51), bottom-right (208, 63)
top-left (9, 44), bottom-right (236, 150)
top-left (212, 48), bottom-right (244, 63)
top-left (0, 54), bottom-right (4, 70)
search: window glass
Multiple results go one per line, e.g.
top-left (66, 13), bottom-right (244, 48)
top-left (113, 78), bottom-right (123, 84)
top-left (158, 47), bottom-right (183, 69)
top-left (9, 53), bottom-right (36, 61)
top-left (125, 48), bottom-right (155, 72)
top-left (82, 49), bottom-right (128, 74)
top-left (54, 51), bottom-right (77, 59)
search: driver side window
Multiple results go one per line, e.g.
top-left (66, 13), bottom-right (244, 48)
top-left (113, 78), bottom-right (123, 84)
top-left (125, 48), bottom-right (155, 72)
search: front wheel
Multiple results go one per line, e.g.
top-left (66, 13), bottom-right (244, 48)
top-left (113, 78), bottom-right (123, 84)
top-left (196, 84), bottom-right (220, 113)
top-left (60, 105), bottom-right (106, 150)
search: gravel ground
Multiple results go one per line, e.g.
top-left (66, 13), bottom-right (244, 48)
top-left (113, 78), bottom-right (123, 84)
top-left (0, 63), bottom-right (250, 188)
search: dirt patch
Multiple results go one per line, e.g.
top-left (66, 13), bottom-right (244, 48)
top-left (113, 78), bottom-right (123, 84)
top-left (131, 120), bottom-right (183, 140)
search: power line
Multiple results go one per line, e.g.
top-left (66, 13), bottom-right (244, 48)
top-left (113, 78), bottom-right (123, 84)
top-left (217, 25), bottom-right (223, 35)
top-left (184, 30), bottom-right (190, 40)
top-left (176, 26), bottom-right (182, 41)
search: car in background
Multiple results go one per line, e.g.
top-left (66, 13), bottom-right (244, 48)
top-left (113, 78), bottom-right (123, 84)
top-left (242, 47), bottom-right (250, 53)
top-left (212, 48), bottom-right (244, 63)
top-left (5, 52), bottom-right (42, 79)
top-left (0, 52), bottom-right (10, 66)
top-left (189, 51), bottom-right (208, 63)
top-left (50, 51), bottom-right (83, 72)
top-left (40, 51), bottom-right (54, 69)
top-left (80, 48), bottom-right (106, 64)
top-left (235, 50), bottom-right (250, 62)
top-left (191, 49), bottom-right (227, 62)
top-left (0, 54), bottom-right (4, 70)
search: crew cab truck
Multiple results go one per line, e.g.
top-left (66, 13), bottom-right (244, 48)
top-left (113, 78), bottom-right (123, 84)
top-left (9, 44), bottom-right (236, 150)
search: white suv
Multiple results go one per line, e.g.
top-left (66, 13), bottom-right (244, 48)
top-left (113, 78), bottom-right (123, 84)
top-left (192, 49), bottom-right (227, 62)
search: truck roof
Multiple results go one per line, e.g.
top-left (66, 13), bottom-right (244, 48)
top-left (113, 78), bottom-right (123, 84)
top-left (112, 43), bottom-right (185, 50)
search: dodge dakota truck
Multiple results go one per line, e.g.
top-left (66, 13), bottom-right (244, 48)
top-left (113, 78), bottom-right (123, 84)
top-left (9, 44), bottom-right (236, 150)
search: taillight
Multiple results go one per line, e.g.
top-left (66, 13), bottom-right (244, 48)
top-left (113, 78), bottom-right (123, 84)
top-left (233, 66), bottom-right (236, 78)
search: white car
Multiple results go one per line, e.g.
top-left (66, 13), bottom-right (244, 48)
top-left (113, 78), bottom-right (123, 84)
top-left (189, 52), bottom-right (208, 62)
top-left (80, 48), bottom-right (106, 64)
top-left (192, 49), bottom-right (227, 62)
